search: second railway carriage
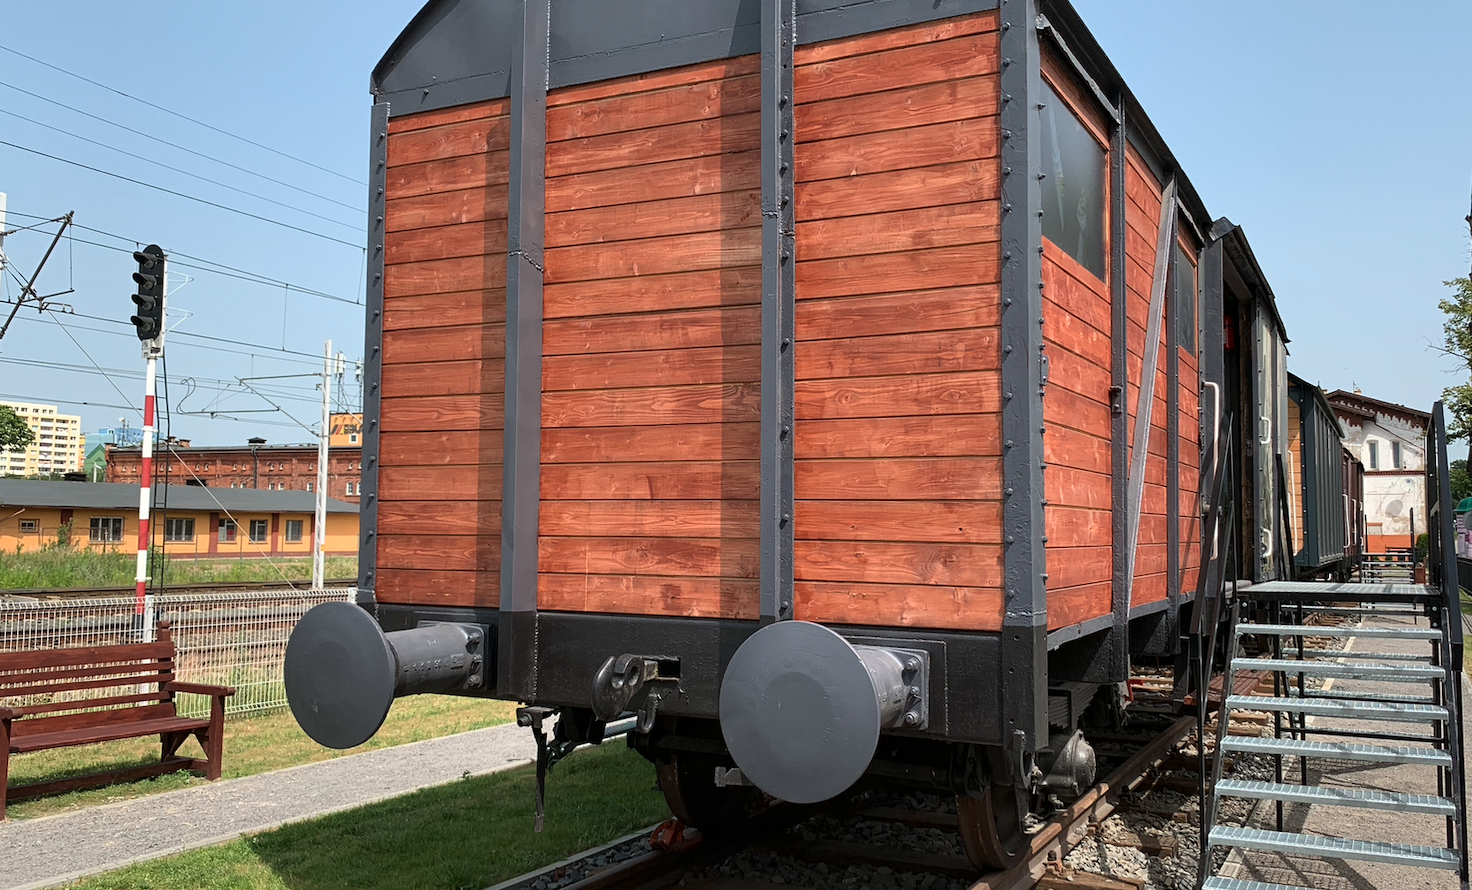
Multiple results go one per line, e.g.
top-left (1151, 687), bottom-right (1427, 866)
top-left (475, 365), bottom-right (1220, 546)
top-left (1285, 373), bottom-right (1362, 581)
top-left (283, 0), bottom-right (1322, 869)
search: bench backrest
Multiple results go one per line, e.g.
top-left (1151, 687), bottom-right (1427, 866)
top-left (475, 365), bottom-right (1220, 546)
top-left (0, 620), bottom-right (180, 739)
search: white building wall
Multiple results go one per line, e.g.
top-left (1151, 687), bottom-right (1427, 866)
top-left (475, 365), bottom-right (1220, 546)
top-left (1339, 413), bottom-right (1425, 540)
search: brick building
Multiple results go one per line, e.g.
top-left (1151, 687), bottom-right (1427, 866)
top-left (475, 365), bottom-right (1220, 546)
top-left (106, 439), bottom-right (364, 504)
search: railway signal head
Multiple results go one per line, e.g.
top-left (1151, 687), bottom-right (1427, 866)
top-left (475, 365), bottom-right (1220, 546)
top-left (130, 244), bottom-right (166, 343)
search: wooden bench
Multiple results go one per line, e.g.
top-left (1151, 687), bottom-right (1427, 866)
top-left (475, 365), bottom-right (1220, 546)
top-left (0, 620), bottom-right (234, 819)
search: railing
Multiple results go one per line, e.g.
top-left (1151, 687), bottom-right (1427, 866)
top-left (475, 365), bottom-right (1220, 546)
top-left (0, 587), bottom-right (354, 718)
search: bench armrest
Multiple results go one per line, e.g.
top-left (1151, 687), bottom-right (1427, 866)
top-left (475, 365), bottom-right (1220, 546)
top-left (0, 706), bottom-right (12, 720)
top-left (165, 681), bottom-right (236, 697)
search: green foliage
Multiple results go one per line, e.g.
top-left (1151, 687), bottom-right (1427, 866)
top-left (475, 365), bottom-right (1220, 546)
top-left (0, 551), bottom-right (357, 589)
top-left (1452, 459), bottom-right (1472, 504)
top-left (0, 404), bottom-right (34, 451)
top-left (1417, 532), bottom-right (1430, 563)
top-left (1439, 277), bottom-right (1472, 441)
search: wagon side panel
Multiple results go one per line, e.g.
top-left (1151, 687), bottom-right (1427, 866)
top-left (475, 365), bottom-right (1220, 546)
top-left (537, 57), bottom-right (764, 621)
top-left (377, 99), bottom-right (512, 608)
top-left (789, 12), bottom-right (1005, 631)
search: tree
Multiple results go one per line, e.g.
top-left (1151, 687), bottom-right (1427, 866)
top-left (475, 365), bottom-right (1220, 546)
top-left (1437, 276), bottom-right (1472, 441)
top-left (0, 404), bottom-right (33, 452)
top-left (1451, 459), bottom-right (1472, 504)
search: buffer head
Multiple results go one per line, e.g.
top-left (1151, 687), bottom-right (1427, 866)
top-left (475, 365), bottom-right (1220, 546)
top-left (284, 601), bottom-right (396, 749)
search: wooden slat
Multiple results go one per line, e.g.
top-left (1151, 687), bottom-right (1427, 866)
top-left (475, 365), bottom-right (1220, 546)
top-left (386, 184), bottom-right (510, 232)
top-left (1046, 547), bottom-right (1112, 590)
top-left (545, 113), bottom-right (759, 179)
top-left (794, 581), bottom-right (1001, 631)
top-left (545, 266), bottom-right (761, 319)
top-left (387, 150), bottom-right (510, 199)
top-left (383, 325), bottom-right (506, 364)
top-left (0, 642), bottom-right (171, 672)
top-left (546, 227), bottom-right (762, 284)
top-left (385, 254), bottom-right (507, 299)
top-left (543, 384), bottom-right (760, 428)
top-left (544, 305), bottom-right (760, 355)
top-left (797, 160), bottom-right (999, 223)
top-left (795, 371), bottom-right (1001, 420)
top-left (796, 414), bottom-right (1001, 460)
top-left (542, 423), bottom-right (758, 464)
top-left (795, 499), bottom-right (1002, 544)
top-left (540, 499), bottom-right (758, 539)
top-left (797, 202), bottom-right (999, 262)
top-left (798, 329), bottom-right (998, 381)
top-left (1046, 507), bottom-right (1112, 550)
top-left (1045, 425), bottom-right (1111, 477)
top-left (548, 73), bottom-right (759, 142)
top-left (796, 117), bottom-right (998, 184)
top-left (383, 290), bottom-right (507, 330)
top-left (795, 10), bottom-right (997, 66)
top-left (539, 574), bottom-right (758, 620)
top-left (795, 30), bottom-right (997, 104)
top-left (796, 541), bottom-right (1000, 587)
top-left (387, 99), bottom-right (509, 135)
top-left (539, 536), bottom-right (758, 579)
top-left (796, 285), bottom-right (999, 336)
top-left (2, 669), bottom-right (171, 699)
top-left (381, 359), bottom-right (504, 398)
top-left (546, 151), bottom-right (759, 213)
top-left (541, 461), bottom-right (759, 500)
top-left (378, 535), bottom-right (500, 572)
top-left (375, 568), bottom-right (498, 608)
top-left (796, 77), bottom-right (998, 144)
top-left (388, 116), bottom-right (510, 168)
top-left (1, 659), bottom-right (170, 687)
top-left (1047, 581), bottom-right (1112, 629)
top-left (546, 190), bottom-right (762, 249)
top-left (1045, 343), bottom-right (1112, 405)
top-left (378, 501), bottom-right (501, 537)
top-left (1044, 305), bottom-right (1112, 368)
top-left (796, 457), bottom-right (1001, 500)
top-left (796, 244), bottom-right (1001, 301)
top-left (1042, 385), bottom-right (1111, 440)
top-left (378, 465), bottom-right (502, 501)
top-left (380, 395), bottom-right (505, 432)
top-left (12, 690), bottom-right (169, 718)
top-left (16, 703), bottom-right (178, 736)
top-left (1047, 466), bottom-right (1112, 510)
top-left (544, 345), bottom-right (759, 392)
top-left (379, 431), bottom-right (503, 467)
top-left (385, 219), bottom-right (509, 265)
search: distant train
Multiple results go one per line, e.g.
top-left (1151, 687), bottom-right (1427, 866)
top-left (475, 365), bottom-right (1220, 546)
top-left (282, 0), bottom-right (1359, 869)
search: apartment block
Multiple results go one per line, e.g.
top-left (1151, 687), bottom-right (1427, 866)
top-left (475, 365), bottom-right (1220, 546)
top-left (1, 402), bottom-right (86, 476)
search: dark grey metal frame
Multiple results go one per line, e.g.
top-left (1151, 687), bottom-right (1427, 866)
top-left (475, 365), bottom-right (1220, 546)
top-left (997, 0), bottom-right (1048, 755)
top-left (499, 0), bottom-right (550, 701)
top-left (759, 0), bottom-right (796, 626)
top-left (1166, 225), bottom-right (1181, 646)
top-left (357, 101), bottom-right (390, 611)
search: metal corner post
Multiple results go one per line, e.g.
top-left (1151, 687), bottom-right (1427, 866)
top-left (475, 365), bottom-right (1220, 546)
top-left (1166, 226), bottom-right (1181, 642)
top-left (500, 0), bottom-right (550, 700)
top-left (358, 100), bottom-right (390, 611)
top-left (998, 0), bottom-right (1048, 754)
top-left (759, 0), bottom-right (796, 626)
top-left (1103, 105), bottom-right (1129, 680)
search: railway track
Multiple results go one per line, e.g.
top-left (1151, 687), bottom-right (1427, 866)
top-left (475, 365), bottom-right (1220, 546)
top-left (490, 713), bottom-right (1217, 890)
top-left (0, 579), bottom-right (357, 600)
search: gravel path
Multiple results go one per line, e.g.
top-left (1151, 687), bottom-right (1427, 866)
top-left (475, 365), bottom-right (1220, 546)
top-left (0, 722), bottom-right (535, 890)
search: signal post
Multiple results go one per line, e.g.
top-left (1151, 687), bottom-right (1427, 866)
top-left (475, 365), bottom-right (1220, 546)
top-left (130, 245), bottom-right (166, 642)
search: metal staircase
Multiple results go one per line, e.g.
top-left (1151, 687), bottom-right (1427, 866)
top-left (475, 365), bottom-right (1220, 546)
top-left (1192, 404), bottom-right (1470, 890)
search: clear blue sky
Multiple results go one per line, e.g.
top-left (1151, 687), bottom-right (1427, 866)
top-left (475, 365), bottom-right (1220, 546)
top-left (1, 1), bottom-right (1469, 447)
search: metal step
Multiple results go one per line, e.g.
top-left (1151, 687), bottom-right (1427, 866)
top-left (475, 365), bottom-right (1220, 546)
top-left (1281, 648), bottom-right (1434, 662)
top-left (1224, 694), bottom-right (1447, 723)
top-left (1231, 658), bottom-right (1444, 681)
top-left (1287, 687), bottom-right (1437, 706)
top-left (1207, 826), bottom-right (1460, 870)
top-left (1214, 779), bottom-right (1456, 816)
top-left (1203, 880), bottom-right (1321, 890)
top-left (1237, 623), bottom-right (1440, 639)
top-left (1222, 735), bottom-right (1452, 767)
top-left (1246, 581), bottom-right (1434, 601)
top-left (1303, 606), bottom-right (1423, 617)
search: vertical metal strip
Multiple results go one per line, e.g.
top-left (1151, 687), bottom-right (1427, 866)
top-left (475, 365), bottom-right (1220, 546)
top-left (500, 0), bottom-right (549, 700)
top-left (998, 0), bottom-right (1048, 757)
top-left (759, 0), bottom-right (796, 626)
top-left (1198, 237), bottom-right (1225, 585)
top-left (1105, 106), bottom-right (1129, 679)
top-left (1123, 179), bottom-right (1177, 612)
top-left (1166, 230), bottom-right (1180, 637)
top-left (358, 101), bottom-right (389, 611)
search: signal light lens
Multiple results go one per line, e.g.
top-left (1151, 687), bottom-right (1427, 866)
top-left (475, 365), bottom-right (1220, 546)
top-left (133, 250), bottom-right (157, 268)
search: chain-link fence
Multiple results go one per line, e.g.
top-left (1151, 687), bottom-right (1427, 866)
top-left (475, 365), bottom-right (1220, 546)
top-left (0, 588), bottom-right (354, 719)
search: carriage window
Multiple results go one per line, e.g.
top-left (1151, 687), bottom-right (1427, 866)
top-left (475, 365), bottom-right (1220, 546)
top-left (1174, 243), bottom-right (1197, 356)
top-left (1039, 78), bottom-right (1106, 279)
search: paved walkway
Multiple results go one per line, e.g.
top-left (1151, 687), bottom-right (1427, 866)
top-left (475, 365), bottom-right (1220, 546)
top-left (1221, 610), bottom-right (1472, 890)
top-left (0, 722), bottom-right (535, 890)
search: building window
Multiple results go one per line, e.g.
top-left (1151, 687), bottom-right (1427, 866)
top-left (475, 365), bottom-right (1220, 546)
top-left (1174, 242), bottom-right (1197, 356)
top-left (306, 481), bottom-right (313, 492)
top-left (219, 519), bottom-right (237, 543)
top-left (165, 518), bottom-right (195, 542)
top-left (1392, 441), bottom-right (1402, 469)
top-left (1368, 441), bottom-right (1379, 470)
top-left (349, 433), bottom-right (359, 444)
top-left (19, 519), bottom-right (37, 533)
top-left (346, 481), bottom-right (354, 496)
top-left (286, 519), bottom-right (304, 543)
top-left (1038, 77), bottom-right (1107, 279)
top-left (89, 516), bottom-right (123, 543)
top-left (249, 519), bottom-right (269, 543)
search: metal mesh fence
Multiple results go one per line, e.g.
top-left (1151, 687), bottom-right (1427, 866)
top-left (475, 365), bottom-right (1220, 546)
top-left (0, 589), bottom-right (354, 719)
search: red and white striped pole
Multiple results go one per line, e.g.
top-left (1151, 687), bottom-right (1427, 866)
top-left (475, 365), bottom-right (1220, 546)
top-left (136, 353), bottom-right (158, 642)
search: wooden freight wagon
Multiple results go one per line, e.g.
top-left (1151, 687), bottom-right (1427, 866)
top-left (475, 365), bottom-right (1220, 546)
top-left (1287, 373), bottom-right (1352, 579)
top-left (285, 0), bottom-right (1261, 868)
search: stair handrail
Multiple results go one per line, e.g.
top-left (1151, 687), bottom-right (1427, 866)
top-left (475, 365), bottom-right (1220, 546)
top-left (1428, 401), bottom-right (1469, 884)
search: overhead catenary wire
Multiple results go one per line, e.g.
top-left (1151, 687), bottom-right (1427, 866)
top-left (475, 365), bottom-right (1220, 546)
top-left (0, 106), bottom-right (361, 231)
top-left (0, 76), bottom-right (364, 206)
top-left (0, 42), bottom-right (365, 187)
top-left (0, 139), bottom-right (365, 250)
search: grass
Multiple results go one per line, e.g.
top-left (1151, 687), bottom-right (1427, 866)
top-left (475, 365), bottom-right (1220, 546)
top-left (0, 546), bottom-right (358, 589)
top-left (64, 742), bottom-right (670, 890)
top-left (7, 694), bottom-right (515, 819)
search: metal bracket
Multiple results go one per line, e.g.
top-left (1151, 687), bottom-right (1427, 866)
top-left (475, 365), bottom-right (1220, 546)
top-left (516, 705), bottom-right (556, 832)
top-left (591, 653), bottom-right (680, 732)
